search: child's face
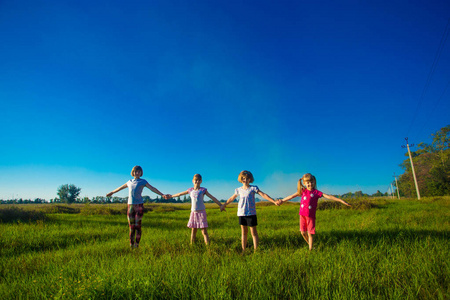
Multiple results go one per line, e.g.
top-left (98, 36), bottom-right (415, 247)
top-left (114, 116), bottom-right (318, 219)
top-left (241, 176), bottom-right (251, 185)
top-left (133, 170), bottom-right (142, 178)
top-left (304, 180), bottom-right (314, 191)
top-left (193, 177), bottom-right (202, 187)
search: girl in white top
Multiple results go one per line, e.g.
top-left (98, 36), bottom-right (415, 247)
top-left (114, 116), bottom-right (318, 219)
top-left (223, 170), bottom-right (278, 252)
top-left (107, 166), bottom-right (168, 248)
top-left (166, 174), bottom-right (224, 245)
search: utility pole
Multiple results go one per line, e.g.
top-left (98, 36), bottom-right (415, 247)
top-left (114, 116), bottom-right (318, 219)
top-left (402, 138), bottom-right (421, 200)
top-left (393, 173), bottom-right (400, 199)
top-left (390, 184), bottom-right (395, 199)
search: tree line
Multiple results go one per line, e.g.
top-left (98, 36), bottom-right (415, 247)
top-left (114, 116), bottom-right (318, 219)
top-left (395, 125), bottom-right (450, 197)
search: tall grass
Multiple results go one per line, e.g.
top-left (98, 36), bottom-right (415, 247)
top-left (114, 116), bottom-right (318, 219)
top-left (0, 197), bottom-right (448, 299)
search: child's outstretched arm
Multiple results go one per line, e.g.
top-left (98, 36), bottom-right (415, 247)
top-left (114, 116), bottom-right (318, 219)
top-left (223, 194), bottom-right (238, 209)
top-left (257, 190), bottom-right (278, 205)
top-left (279, 193), bottom-right (299, 205)
top-left (322, 194), bottom-right (351, 207)
top-left (164, 190), bottom-right (188, 200)
top-left (106, 183), bottom-right (127, 197)
top-left (145, 183), bottom-right (168, 198)
top-left (205, 191), bottom-right (225, 211)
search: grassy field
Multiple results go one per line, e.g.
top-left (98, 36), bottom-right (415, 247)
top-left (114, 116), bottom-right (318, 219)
top-left (0, 197), bottom-right (448, 299)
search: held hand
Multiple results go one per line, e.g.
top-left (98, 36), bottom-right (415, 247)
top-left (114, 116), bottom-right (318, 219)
top-left (276, 199), bottom-right (283, 206)
top-left (220, 205), bottom-right (226, 212)
top-left (106, 192), bottom-right (113, 197)
top-left (163, 194), bottom-right (172, 200)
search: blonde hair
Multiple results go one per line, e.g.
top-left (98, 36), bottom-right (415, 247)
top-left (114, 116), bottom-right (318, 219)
top-left (238, 170), bottom-right (254, 183)
top-left (297, 173), bottom-right (317, 196)
top-left (193, 174), bottom-right (202, 180)
top-left (131, 166), bottom-right (143, 177)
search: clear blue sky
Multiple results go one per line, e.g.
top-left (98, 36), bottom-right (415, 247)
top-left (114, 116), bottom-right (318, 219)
top-left (1, 0), bottom-right (449, 200)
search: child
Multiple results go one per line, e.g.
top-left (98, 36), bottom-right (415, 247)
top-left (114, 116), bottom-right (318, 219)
top-left (223, 170), bottom-right (278, 252)
top-left (106, 166), bottom-right (168, 248)
top-left (165, 174), bottom-right (224, 245)
top-left (278, 173), bottom-right (351, 251)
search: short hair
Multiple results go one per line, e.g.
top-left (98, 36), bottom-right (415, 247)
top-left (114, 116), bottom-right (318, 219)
top-left (238, 170), bottom-right (254, 183)
top-left (131, 166), bottom-right (143, 176)
top-left (297, 173), bottom-right (317, 195)
top-left (193, 174), bottom-right (202, 180)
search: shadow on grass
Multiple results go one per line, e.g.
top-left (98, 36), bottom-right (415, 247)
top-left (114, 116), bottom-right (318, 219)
top-left (1, 231), bottom-right (121, 258)
top-left (265, 228), bottom-right (449, 249)
top-left (0, 207), bottom-right (48, 223)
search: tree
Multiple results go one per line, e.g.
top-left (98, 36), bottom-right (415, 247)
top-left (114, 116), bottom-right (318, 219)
top-left (396, 125), bottom-right (450, 197)
top-left (372, 190), bottom-right (384, 197)
top-left (57, 184), bottom-right (82, 204)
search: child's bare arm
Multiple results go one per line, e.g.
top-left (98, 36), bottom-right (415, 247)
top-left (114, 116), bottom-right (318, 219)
top-left (281, 193), bottom-right (299, 203)
top-left (145, 183), bottom-right (166, 197)
top-left (223, 194), bottom-right (238, 207)
top-left (205, 191), bottom-right (222, 207)
top-left (106, 183), bottom-right (127, 197)
top-left (257, 190), bottom-right (276, 204)
top-left (322, 193), bottom-right (351, 206)
top-left (169, 190), bottom-right (189, 199)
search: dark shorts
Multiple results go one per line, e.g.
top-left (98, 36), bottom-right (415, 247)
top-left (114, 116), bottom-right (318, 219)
top-left (239, 215), bottom-right (258, 227)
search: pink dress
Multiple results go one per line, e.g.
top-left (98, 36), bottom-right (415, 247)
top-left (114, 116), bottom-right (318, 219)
top-left (187, 187), bottom-right (208, 228)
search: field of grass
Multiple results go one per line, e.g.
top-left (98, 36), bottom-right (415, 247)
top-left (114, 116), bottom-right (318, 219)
top-left (0, 197), bottom-right (448, 299)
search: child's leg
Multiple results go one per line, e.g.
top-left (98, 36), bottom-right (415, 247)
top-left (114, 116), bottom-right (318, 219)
top-left (127, 205), bottom-right (136, 246)
top-left (307, 217), bottom-right (315, 250)
top-left (301, 231), bottom-right (309, 246)
top-left (249, 226), bottom-right (259, 250)
top-left (191, 228), bottom-right (198, 244)
top-left (241, 225), bottom-right (248, 251)
top-left (300, 216), bottom-right (315, 250)
top-left (134, 204), bottom-right (144, 246)
top-left (201, 228), bottom-right (210, 245)
top-left (308, 233), bottom-right (314, 251)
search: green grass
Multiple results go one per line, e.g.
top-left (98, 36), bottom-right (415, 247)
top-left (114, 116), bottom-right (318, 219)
top-left (0, 198), bottom-right (448, 299)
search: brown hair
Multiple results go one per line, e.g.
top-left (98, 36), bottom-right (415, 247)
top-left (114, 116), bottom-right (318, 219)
top-left (131, 166), bottom-right (143, 177)
top-left (297, 173), bottom-right (317, 196)
top-left (238, 170), bottom-right (254, 183)
top-left (193, 174), bottom-right (202, 180)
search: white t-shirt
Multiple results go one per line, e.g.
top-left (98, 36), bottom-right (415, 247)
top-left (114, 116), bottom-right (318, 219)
top-left (127, 178), bottom-right (148, 204)
top-left (234, 185), bottom-right (259, 216)
top-left (188, 187), bottom-right (207, 211)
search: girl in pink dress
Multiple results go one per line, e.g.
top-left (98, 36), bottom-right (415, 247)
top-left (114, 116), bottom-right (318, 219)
top-left (278, 173), bottom-right (351, 251)
top-left (166, 174), bottom-right (224, 245)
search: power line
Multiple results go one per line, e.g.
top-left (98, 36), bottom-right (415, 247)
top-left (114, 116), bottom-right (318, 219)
top-left (406, 18), bottom-right (450, 137)
top-left (417, 80), bottom-right (450, 138)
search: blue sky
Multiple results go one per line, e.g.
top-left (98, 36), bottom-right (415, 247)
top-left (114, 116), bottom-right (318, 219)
top-left (1, 0), bottom-right (449, 201)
